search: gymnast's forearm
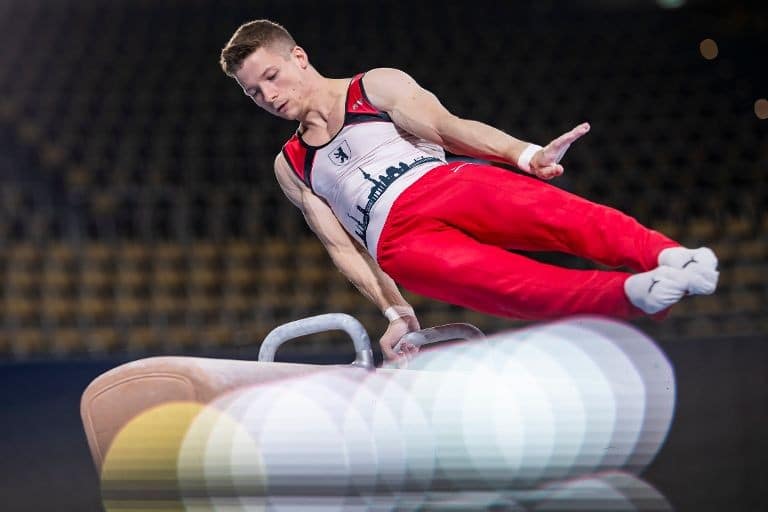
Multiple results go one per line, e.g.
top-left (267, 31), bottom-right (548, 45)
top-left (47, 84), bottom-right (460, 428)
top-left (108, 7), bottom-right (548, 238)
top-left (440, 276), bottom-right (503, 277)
top-left (327, 244), bottom-right (413, 313)
top-left (437, 116), bottom-right (533, 167)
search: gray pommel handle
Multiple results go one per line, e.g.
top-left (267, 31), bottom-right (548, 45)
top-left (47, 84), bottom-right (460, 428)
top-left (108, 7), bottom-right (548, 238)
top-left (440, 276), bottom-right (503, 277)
top-left (258, 313), bottom-right (375, 370)
top-left (394, 323), bottom-right (484, 353)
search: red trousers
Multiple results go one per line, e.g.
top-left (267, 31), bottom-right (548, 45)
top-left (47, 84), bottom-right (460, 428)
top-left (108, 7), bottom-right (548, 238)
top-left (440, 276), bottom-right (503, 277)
top-left (376, 162), bottom-right (679, 320)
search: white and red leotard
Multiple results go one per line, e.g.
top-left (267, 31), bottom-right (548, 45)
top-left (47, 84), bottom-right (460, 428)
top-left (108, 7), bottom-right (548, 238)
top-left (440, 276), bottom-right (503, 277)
top-left (281, 73), bottom-right (446, 259)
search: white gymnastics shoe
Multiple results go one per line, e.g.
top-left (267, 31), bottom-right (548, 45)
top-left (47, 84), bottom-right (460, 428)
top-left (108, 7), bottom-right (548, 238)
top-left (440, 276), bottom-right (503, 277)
top-left (658, 246), bottom-right (719, 295)
top-left (624, 265), bottom-right (690, 314)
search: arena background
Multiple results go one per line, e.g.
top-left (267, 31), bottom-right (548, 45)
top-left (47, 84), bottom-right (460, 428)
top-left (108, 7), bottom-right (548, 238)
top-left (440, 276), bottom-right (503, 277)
top-left (0, 0), bottom-right (766, 510)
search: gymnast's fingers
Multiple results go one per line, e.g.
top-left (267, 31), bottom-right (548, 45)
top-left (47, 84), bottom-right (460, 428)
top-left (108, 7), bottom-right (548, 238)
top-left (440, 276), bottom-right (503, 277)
top-left (545, 122), bottom-right (590, 163)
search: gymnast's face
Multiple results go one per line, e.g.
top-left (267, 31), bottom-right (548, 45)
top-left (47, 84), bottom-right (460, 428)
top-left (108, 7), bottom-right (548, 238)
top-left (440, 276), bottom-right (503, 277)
top-left (234, 44), bottom-right (309, 120)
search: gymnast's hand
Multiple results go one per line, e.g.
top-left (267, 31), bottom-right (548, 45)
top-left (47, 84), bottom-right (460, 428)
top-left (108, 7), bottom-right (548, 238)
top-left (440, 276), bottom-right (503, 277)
top-left (529, 122), bottom-right (591, 180)
top-left (379, 314), bottom-right (421, 363)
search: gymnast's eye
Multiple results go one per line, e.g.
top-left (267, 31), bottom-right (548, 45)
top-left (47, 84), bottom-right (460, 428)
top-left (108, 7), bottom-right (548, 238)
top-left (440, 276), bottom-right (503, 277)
top-left (268, 72), bottom-right (278, 80)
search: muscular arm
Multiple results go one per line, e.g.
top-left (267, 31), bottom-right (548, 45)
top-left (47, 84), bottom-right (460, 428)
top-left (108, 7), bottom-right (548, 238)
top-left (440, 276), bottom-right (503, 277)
top-left (274, 154), bottom-right (419, 359)
top-left (363, 67), bottom-right (590, 179)
top-left (362, 67), bottom-right (532, 167)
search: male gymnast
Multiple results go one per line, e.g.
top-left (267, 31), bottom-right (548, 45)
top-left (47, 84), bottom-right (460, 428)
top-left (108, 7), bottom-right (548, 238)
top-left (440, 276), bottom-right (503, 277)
top-left (219, 20), bottom-right (718, 360)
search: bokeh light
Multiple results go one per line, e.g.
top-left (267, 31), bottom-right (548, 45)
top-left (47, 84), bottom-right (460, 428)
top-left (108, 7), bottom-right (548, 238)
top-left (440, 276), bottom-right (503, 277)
top-left (699, 38), bottom-right (719, 60)
top-left (755, 98), bottom-right (768, 120)
top-left (97, 318), bottom-right (676, 509)
top-left (657, 0), bottom-right (686, 9)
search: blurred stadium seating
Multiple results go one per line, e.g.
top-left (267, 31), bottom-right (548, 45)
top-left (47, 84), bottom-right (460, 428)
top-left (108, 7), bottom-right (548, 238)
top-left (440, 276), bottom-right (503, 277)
top-left (0, 0), bottom-right (765, 358)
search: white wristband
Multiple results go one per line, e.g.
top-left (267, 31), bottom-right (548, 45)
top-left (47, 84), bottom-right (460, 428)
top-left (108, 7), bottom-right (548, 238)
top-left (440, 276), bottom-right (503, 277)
top-left (384, 305), bottom-right (414, 322)
top-left (516, 144), bottom-right (543, 173)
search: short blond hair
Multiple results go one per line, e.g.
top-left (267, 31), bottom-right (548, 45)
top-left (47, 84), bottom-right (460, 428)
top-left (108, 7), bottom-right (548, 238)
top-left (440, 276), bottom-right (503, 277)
top-left (219, 19), bottom-right (296, 76)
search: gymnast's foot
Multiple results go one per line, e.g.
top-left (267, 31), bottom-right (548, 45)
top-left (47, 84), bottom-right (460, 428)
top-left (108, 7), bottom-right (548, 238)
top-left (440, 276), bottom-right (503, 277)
top-left (625, 266), bottom-right (690, 314)
top-left (658, 246), bottom-right (719, 295)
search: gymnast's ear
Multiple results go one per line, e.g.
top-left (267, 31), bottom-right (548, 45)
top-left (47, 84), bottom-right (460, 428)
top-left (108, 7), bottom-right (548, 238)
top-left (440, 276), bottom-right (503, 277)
top-left (291, 45), bottom-right (310, 69)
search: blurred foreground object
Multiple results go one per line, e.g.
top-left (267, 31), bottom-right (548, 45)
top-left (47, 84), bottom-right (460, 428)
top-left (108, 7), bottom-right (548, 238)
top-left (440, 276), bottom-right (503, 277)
top-left (83, 315), bottom-right (675, 510)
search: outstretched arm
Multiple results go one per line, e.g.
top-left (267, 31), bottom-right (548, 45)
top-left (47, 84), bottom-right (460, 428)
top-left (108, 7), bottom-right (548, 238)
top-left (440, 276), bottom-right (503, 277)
top-left (363, 67), bottom-right (590, 180)
top-left (274, 154), bottom-right (420, 361)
